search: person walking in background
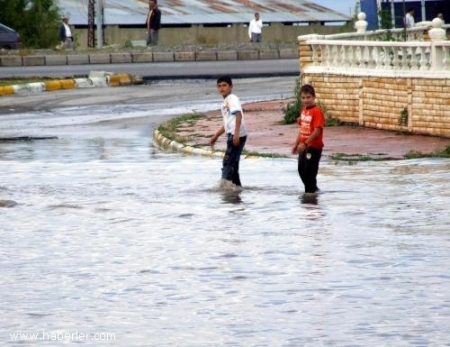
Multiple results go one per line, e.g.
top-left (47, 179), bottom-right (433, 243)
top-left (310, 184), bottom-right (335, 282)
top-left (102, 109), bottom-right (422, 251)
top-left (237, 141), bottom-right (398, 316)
top-left (437, 13), bottom-right (444, 24)
top-left (291, 84), bottom-right (325, 194)
top-left (58, 16), bottom-right (73, 49)
top-left (209, 76), bottom-right (248, 189)
top-left (146, 0), bottom-right (161, 46)
top-left (248, 12), bottom-right (262, 43)
top-left (404, 8), bottom-right (415, 28)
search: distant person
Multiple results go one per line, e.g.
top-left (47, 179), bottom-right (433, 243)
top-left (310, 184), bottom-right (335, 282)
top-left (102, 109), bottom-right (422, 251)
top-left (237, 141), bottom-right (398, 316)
top-left (248, 12), bottom-right (262, 43)
top-left (437, 13), bottom-right (445, 24)
top-left (291, 84), bottom-right (325, 194)
top-left (58, 16), bottom-right (73, 49)
top-left (146, 0), bottom-right (161, 46)
top-left (404, 8), bottom-right (415, 28)
top-left (209, 76), bottom-right (248, 189)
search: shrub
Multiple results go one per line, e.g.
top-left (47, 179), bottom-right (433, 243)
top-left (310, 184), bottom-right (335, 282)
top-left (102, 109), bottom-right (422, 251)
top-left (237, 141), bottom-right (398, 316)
top-left (282, 79), bottom-right (302, 124)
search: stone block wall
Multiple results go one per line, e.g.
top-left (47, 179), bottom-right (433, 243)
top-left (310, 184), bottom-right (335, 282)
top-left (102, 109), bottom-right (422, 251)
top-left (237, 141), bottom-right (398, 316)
top-left (298, 41), bottom-right (450, 138)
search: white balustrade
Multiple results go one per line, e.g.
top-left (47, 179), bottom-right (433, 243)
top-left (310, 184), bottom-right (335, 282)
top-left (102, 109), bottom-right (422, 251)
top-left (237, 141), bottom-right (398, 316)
top-left (305, 41), bottom-right (450, 74)
top-left (300, 17), bottom-right (450, 76)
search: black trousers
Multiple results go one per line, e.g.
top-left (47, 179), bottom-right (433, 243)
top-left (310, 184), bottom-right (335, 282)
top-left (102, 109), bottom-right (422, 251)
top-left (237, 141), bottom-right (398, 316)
top-left (297, 147), bottom-right (322, 193)
top-left (222, 134), bottom-right (247, 186)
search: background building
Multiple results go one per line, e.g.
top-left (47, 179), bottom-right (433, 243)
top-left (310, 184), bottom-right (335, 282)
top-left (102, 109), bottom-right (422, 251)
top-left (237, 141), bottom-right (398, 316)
top-left (57, 0), bottom-right (352, 48)
top-left (362, 0), bottom-right (450, 30)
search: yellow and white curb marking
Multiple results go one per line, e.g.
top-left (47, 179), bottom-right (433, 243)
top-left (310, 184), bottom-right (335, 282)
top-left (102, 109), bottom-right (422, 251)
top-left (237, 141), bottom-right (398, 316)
top-left (152, 129), bottom-right (262, 159)
top-left (153, 129), bottom-right (224, 158)
top-left (0, 72), bottom-right (140, 96)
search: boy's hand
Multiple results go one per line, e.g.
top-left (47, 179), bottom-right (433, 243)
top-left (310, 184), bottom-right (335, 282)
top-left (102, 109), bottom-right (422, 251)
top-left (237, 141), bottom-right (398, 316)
top-left (291, 146), bottom-right (297, 154)
top-left (233, 136), bottom-right (240, 147)
top-left (209, 135), bottom-right (217, 147)
top-left (292, 143), bottom-right (306, 154)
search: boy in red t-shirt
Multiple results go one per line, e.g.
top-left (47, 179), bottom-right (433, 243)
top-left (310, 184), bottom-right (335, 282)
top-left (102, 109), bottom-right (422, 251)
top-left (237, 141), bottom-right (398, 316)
top-left (291, 84), bottom-right (325, 193)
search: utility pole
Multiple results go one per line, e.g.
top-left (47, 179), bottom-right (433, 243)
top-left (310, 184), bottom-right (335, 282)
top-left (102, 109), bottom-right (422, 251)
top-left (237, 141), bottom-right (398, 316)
top-left (96, 0), bottom-right (103, 48)
top-left (88, 0), bottom-right (95, 48)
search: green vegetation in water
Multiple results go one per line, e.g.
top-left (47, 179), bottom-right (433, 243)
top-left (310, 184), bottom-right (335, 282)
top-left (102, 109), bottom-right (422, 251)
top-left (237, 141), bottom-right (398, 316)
top-left (243, 150), bottom-right (287, 159)
top-left (405, 145), bottom-right (450, 159)
top-left (330, 152), bottom-right (392, 162)
top-left (157, 113), bottom-right (203, 144)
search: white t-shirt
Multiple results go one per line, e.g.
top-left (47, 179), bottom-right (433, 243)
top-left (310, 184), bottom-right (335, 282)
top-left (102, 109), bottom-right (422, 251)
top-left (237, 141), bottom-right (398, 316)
top-left (405, 13), bottom-right (415, 28)
top-left (221, 94), bottom-right (247, 137)
top-left (248, 18), bottom-right (263, 38)
top-left (64, 24), bottom-right (72, 38)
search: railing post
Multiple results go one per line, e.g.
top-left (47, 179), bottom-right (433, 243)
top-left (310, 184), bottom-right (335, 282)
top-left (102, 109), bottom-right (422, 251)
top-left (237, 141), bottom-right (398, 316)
top-left (354, 12), bottom-right (368, 33)
top-left (429, 18), bottom-right (447, 71)
top-left (297, 34), bottom-right (323, 72)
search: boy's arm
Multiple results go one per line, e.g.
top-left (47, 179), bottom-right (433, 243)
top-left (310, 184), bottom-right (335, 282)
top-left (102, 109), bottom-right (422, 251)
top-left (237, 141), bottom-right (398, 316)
top-left (233, 112), bottom-right (242, 146)
top-left (210, 125), bottom-right (225, 147)
top-left (292, 130), bottom-right (302, 154)
top-left (257, 19), bottom-right (263, 29)
top-left (305, 127), bottom-right (322, 145)
top-left (155, 10), bottom-right (161, 28)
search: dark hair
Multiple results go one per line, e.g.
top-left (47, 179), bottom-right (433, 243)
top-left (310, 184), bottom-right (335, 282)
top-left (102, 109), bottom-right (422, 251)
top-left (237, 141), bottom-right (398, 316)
top-left (217, 76), bottom-right (232, 86)
top-left (407, 7), bottom-right (414, 13)
top-left (300, 84), bottom-right (315, 97)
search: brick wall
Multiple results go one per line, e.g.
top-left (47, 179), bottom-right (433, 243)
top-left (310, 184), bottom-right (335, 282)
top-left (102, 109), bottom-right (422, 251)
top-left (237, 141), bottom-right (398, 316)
top-left (298, 43), bottom-right (450, 138)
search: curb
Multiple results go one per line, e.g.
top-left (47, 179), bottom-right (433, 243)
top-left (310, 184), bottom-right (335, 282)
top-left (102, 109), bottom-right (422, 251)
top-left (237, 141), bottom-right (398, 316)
top-left (152, 129), bottom-right (260, 159)
top-left (153, 129), bottom-right (224, 158)
top-left (0, 72), bottom-right (142, 96)
top-left (0, 49), bottom-right (299, 67)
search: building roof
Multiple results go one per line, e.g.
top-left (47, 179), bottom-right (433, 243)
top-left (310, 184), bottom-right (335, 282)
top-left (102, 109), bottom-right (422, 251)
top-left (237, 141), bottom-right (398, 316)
top-left (59, 0), bottom-right (350, 26)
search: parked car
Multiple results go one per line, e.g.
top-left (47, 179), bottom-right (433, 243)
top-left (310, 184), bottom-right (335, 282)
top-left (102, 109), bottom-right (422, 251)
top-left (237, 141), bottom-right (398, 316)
top-left (0, 23), bottom-right (22, 49)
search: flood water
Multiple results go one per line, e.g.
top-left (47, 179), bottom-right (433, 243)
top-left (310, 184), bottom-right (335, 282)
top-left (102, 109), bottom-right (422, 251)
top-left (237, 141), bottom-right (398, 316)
top-left (1, 81), bottom-right (450, 346)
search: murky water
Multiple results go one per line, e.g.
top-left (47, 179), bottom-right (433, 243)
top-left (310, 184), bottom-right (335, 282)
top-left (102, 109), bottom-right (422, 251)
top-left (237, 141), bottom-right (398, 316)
top-left (1, 87), bottom-right (450, 346)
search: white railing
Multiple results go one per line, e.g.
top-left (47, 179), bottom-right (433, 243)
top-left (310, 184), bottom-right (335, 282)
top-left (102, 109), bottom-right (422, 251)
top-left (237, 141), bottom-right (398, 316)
top-left (307, 40), bottom-right (450, 73)
top-left (323, 26), bottom-right (429, 42)
top-left (300, 16), bottom-right (450, 76)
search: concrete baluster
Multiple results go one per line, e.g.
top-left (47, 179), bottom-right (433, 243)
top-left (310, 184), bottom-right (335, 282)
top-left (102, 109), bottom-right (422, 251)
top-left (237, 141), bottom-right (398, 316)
top-left (429, 17), bottom-right (447, 71)
top-left (354, 12), bottom-right (368, 34)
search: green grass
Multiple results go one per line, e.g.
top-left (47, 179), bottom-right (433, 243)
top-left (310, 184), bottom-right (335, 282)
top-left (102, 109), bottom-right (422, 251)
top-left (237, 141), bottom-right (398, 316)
top-left (330, 153), bottom-right (392, 162)
top-left (243, 150), bottom-right (288, 158)
top-left (157, 113), bottom-right (204, 144)
top-left (157, 112), bottom-right (289, 158)
top-left (405, 145), bottom-right (450, 159)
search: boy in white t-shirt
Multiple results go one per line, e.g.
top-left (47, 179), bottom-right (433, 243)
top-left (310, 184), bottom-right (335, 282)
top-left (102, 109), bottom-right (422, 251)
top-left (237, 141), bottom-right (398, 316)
top-left (209, 76), bottom-right (248, 187)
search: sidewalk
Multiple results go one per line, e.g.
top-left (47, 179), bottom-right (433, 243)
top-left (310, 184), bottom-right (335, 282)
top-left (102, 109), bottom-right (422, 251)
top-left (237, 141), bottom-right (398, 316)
top-left (0, 44), bottom-right (298, 67)
top-left (171, 100), bottom-right (450, 160)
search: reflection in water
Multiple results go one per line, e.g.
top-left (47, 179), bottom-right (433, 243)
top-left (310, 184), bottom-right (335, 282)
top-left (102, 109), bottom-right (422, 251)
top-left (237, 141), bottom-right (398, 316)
top-left (300, 192), bottom-right (318, 205)
top-left (221, 191), bottom-right (243, 204)
top-left (1, 110), bottom-right (450, 347)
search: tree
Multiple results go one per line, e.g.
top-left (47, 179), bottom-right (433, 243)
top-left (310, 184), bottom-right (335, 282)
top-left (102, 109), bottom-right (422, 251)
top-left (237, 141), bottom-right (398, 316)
top-left (0, 0), bottom-right (28, 30)
top-left (0, 0), bottom-right (61, 48)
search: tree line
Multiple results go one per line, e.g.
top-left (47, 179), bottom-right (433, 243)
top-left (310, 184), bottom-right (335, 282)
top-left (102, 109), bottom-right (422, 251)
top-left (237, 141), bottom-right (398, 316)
top-left (0, 0), bottom-right (61, 48)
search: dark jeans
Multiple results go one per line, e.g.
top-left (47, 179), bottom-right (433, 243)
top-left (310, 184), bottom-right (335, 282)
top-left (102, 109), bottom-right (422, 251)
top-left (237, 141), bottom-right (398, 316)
top-left (146, 30), bottom-right (159, 46)
top-left (251, 33), bottom-right (262, 42)
top-left (298, 146), bottom-right (322, 193)
top-left (222, 134), bottom-right (247, 186)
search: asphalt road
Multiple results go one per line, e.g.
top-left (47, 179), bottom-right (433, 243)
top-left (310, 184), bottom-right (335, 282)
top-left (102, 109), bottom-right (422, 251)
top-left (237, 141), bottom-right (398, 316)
top-left (0, 59), bottom-right (299, 80)
top-left (0, 77), bottom-right (296, 115)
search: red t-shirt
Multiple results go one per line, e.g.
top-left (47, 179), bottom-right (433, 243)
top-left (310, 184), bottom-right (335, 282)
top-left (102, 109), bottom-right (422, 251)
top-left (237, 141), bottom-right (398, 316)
top-left (297, 105), bottom-right (325, 149)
